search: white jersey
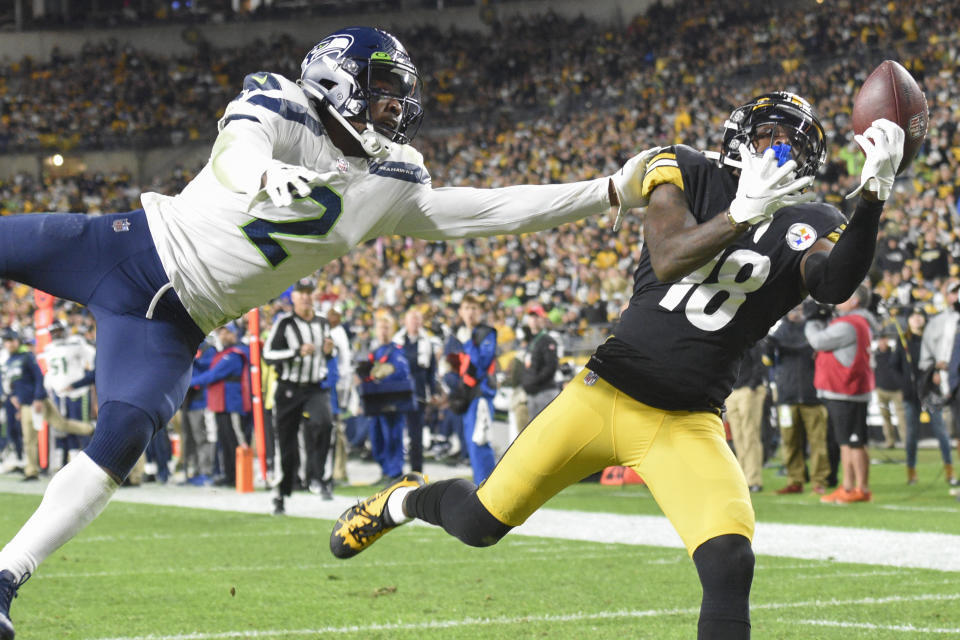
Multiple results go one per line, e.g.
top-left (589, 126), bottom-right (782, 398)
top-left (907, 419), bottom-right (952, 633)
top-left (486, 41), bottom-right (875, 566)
top-left (141, 72), bottom-right (612, 334)
top-left (41, 336), bottom-right (96, 399)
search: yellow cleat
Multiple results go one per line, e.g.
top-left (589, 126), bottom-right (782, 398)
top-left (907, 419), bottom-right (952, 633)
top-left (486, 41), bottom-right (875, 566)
top-left (330, 472), bottom-right (426, 559)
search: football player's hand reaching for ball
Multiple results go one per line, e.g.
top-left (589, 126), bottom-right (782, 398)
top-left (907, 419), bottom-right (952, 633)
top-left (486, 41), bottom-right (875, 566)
top-left (845, 118), bottom-right (904, 202)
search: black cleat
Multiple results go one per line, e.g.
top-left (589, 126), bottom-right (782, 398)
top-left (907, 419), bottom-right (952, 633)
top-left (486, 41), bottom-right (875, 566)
top-left (0, 569), bottom-right (24, 640)
top-left (329, 472), bottom-right (426, 559)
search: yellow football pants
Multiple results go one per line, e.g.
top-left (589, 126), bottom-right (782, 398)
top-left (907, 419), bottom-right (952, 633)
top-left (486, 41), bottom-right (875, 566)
top-left (478, 369), bottom-right (755, 555)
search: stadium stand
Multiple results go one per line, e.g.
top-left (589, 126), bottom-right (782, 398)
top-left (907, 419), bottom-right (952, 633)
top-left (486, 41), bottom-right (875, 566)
top-left (0, 0), bottom-right (958, 471)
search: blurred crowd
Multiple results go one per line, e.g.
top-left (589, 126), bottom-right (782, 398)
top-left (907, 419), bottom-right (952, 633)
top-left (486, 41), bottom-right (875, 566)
top-left (0, 0), bottom-right (959, 493)
top-left (3, 0), bottom-right (959, 153)
top-left (0, 0), bottom-right (474, 32)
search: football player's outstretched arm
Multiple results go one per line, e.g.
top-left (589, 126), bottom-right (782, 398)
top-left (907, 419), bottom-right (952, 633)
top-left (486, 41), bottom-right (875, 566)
top-left (387, 148), bottom-right (660, 241)
top-left (642, 182), bottom-right (747, 283)
top-left (800, 119), bottom-right (904, 304)
top-left (797, 198), bottom-right (882, 304)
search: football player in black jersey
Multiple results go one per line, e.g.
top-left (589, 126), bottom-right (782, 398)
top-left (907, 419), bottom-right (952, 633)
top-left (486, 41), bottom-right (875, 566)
top-left (329, 92), bottom-right (905, 640)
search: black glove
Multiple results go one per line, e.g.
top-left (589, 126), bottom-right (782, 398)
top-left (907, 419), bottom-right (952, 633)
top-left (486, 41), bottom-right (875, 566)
top-left (802, 299), bottom-right (834, 322)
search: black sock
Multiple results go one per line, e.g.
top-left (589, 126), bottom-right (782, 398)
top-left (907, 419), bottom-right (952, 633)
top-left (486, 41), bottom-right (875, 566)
top-left (404, 478), bottom-right (512, 547)
top-left (692, 534), bottom-right (754, 640)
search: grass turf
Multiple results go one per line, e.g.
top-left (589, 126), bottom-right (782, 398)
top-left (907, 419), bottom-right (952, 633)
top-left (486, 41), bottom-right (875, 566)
top-left (1, 446), bottom-right (958, 639)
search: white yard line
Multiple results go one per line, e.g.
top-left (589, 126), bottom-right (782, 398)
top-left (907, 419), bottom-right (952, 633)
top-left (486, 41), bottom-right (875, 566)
top-left (786, 618), bottom-right (960, 634)
top-left (516, 510), bottom-right (960, 572)
top-left (89, 593), bottom-right (960, 640)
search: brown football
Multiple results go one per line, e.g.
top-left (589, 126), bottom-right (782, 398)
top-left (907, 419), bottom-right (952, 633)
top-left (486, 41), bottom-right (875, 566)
top-left (852, 60), bottom-right (928, 174)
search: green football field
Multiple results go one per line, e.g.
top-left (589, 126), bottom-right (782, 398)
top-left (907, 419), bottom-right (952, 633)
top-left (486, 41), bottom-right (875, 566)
top-left (2, 447), bottom-right (959, 640)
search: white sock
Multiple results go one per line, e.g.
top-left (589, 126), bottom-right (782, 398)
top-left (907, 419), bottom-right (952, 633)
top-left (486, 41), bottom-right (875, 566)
top-left (0, 452), bottom-right (118, 583)
top-left (386, 486), bottom-right (414, 525)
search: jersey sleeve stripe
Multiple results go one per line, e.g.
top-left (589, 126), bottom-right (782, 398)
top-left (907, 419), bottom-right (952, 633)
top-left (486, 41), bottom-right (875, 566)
top-left (825, 222), bottom-right (846, 243)
top-left (242, 94), bottom-right (325, 137)
top-left (222, 114), bottom-right (262, 127)
top-left (641, 165), bottom-right (684, 198)
top-left (647, 158), bottom-right (679, 171)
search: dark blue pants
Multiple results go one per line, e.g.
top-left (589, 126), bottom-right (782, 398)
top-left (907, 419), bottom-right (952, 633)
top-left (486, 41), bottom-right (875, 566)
top-left (0, 211), bottom-right (205, 478)
top-left (3, 399), bottom-right (22, 458)
top-left (462, 396), bottom-right (496, 484)
top-left (369, 412), bottom-right (406, 479)
top-left (405, 406), bottom-right (425, 472)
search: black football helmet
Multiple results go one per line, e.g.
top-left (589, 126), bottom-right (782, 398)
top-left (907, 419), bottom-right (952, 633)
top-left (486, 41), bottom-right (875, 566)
top-left (719, 92), bottom-right (827, 178)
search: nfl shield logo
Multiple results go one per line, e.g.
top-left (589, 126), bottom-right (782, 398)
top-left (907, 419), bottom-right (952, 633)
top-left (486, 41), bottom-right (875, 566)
top-left (337, 157), bottom-right (349, 173)
top-left (112, 218), bottom-right (130, 232)
top-left (584, 371), bottom-right (599, 386)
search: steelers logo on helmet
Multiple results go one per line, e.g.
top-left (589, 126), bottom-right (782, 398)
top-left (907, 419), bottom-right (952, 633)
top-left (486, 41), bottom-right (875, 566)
top-left (719, 91), bottom-right (827, 178)
top-left (785, 222), bottom-right (818, 252)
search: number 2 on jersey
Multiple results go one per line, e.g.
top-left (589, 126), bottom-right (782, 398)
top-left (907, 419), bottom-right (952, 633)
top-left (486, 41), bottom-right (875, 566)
top-left (241, 184), bottom-right (343, 268)
top-left (659, 249), bottom-right (771, 331)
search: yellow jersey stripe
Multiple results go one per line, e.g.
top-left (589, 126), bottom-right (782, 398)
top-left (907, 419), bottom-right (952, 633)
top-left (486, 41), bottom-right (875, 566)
top-left (647, 157), bottom-right (679, 172)
top-left (641, 165), bottom-right (683, 198)
top-left (825, 223), bottom-right (846, 244)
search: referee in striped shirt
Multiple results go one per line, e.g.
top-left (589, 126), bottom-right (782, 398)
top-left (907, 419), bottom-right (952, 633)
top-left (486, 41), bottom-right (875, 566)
top-left (264, 279), bottom-right (335, 514)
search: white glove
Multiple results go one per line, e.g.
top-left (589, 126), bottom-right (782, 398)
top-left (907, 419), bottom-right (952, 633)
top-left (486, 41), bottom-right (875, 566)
top-left (261, 161), bottom-right (321, 208)
top-left (610, 145), bottom-right (663, 231)
top-left (845, 118), bottom-right (904, 201)
top-left (728, 145), bottom-right (815, 226)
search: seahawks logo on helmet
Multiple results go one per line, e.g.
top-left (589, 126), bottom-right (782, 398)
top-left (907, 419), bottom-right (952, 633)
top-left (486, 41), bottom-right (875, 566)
top-left (301, 34), bottom-right (355, 71)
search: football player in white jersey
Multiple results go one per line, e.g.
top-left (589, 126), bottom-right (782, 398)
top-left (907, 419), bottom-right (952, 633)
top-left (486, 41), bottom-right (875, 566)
top-left (41, 321), bottom-right (96, 410)
top-left (0, 26), bottom-right (658, 638)
top-left (40, 321), bottom-right (97, 467)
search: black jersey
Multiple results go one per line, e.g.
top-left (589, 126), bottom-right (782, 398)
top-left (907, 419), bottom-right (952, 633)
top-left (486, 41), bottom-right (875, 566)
top-left (587, 145), bottom-right (846, 412)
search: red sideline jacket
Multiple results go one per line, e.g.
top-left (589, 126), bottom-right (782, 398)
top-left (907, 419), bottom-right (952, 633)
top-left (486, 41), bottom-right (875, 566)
top-left (814, 314), bottom-right (875, 396)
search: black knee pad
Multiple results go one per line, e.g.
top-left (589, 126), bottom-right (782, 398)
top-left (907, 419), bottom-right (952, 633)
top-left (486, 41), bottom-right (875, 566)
top-left (83, 401), bottom-right (156, 480)
top-left (693, 534), bottom-right (754, 640)
top-left (405, 478), bottom-right (512, 547)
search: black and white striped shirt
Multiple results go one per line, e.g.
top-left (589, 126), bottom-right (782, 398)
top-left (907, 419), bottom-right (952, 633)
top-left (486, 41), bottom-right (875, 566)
top-left (263, 311), bottom-right (330, 384)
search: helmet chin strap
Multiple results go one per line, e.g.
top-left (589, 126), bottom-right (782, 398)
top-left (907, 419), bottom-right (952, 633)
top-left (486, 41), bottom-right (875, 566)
top-left (299, 80), bottom-right (391, 159)
top-left (325, 105), bottom-right (391, 159)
